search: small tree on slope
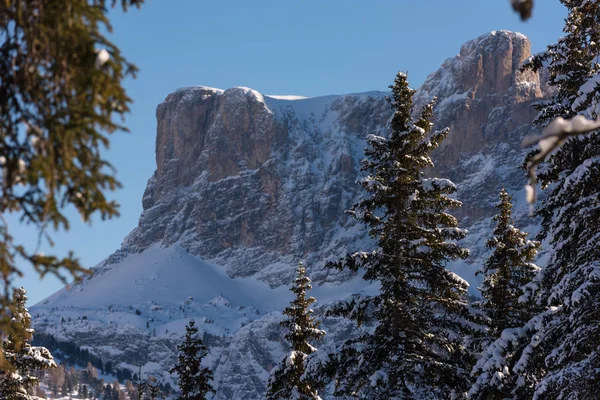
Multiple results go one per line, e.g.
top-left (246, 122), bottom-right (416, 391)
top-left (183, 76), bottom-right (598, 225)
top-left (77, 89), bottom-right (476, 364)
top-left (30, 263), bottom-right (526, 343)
top-left (477, 189), bottom-right (540, 338)
top-left (0, 287), bottom-right (56, 400)
top-left (266, 262), bottom-right (326, 400)
top-left (326, 72), bottom-right (481, 399)
top-left (469, 190), bottom-right (540, 400)
top-left (473, 2), bottom-right (600, 398)
top-left (169, 320), bottom-right (214, 400)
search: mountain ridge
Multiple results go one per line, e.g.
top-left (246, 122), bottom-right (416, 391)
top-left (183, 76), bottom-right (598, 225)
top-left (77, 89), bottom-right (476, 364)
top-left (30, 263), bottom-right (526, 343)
top-left (32, 30), bottom-right (547, 399)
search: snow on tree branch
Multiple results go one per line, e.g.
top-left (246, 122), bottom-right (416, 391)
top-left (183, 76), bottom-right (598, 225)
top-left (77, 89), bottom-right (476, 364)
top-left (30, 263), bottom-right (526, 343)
top-left (522, 115), bottom-right (600, 203)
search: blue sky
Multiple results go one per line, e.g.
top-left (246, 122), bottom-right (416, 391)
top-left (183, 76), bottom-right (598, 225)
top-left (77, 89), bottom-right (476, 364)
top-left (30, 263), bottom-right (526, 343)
top-left (16, 1), bottom-right (568, 305)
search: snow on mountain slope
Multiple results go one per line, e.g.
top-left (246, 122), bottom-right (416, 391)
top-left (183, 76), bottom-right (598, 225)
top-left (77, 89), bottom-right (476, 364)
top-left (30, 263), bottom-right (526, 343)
top-left (33, 245), bottom-right (376, 398)
top-left (39, 245), bottom-right (375, 313)
top-left (31, 31), bottom-right (548, 399)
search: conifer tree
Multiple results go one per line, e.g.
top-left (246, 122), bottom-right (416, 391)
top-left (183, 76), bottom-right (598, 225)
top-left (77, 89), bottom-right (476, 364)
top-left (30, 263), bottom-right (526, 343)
top-left (326, 72), bottom-right (478, 399)
top-left (522, 2), bottom-right (600, 397)
top-left (0, 287), bottom-right (56, 399)
top-left (169, 320), bottom-right (214, 400)
top-left (134, 365), bottom-right (147, 400)
top-left (469, 190), bottom-right (540, 400)
top-left (148, 380), bottom-right (161, 400)
top-left (477, 189), bottom-right (540, 338)
top-left (266, 262), bottom-right (326, 400)
top-left (0, 1), bottom-right (144, 364)
top-left (473, 3), bottom-right (600, 398)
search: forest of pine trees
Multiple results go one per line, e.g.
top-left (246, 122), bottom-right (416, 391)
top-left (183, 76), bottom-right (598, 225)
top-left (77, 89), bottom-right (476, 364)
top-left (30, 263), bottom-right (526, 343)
top-left (2, 1), bottom-right (600, 400)
top-left (264, 3), bottom-right (600, 398)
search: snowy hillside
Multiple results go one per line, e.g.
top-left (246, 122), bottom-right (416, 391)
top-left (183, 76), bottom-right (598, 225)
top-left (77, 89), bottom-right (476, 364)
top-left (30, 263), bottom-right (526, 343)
top-left (33, 245), bottom-right (376, 398)
top-left (31, 31), bottom-right (548, 399)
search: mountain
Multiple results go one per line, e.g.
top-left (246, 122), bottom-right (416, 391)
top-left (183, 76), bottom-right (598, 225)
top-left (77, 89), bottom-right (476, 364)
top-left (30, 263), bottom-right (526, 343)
top-left (31, 30), bottom-right (547, 399)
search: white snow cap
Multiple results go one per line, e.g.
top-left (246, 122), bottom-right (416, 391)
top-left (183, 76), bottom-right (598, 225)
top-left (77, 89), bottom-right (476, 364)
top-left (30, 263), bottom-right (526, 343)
top-left (266, 95), bottom-right (311, 100)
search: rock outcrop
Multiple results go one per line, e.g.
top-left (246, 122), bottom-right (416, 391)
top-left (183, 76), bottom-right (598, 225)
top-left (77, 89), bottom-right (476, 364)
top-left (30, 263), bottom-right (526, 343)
top-left (415, 31), bottom-right (543, 221)
top-left (107, 86), bottom-right (391, 286)
top-left (32, 31), bottom-right (547, 400)
top-left (416, 31), bottom-right (541, 165)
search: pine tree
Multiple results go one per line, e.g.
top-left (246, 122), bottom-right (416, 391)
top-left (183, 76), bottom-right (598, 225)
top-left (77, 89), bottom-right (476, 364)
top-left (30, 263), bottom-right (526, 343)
top-left (477, 189), bottom-right (540, 338)
top-left (134, 366), bottom-right (147, 400)
top-left (0, 287), bottom-right (56, 399)
top-left (169, 320), bottom-right (214, 400)
top-left (326, 72), bottom-right (478, 399)
top-left (148, 380), bottom-right (161, 400)
top-left (266, 262), bottom-right (326, 400)
top-left (522, 1), bottom-right (600, 125)
top-left (477, 2), bottom-right (600, 398)
top-left (469, 190), bottom-right (540, 400)
top-left (0, 1), bottom-right (144, 366)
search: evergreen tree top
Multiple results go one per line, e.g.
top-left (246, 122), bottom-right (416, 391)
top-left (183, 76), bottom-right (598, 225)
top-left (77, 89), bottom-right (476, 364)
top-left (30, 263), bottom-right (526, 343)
top-left (1, 287), bottom-right (56, 399)
top-left (11, 288), bottom-right (32, 333)
top-left (169, 319), bottom-right (214, 399)
top-left (281, 262), bottom-right (325, 355)
top-left (475, 189), bottom-right (540, 349)
top-left (522, 0), bottom-right (600, 123)
top-left (521, 0), bottom-right (600, 303)
top-left (267, 262), bottom-right (325, 400)
top-left (326, 72), bottom-right (477, 399)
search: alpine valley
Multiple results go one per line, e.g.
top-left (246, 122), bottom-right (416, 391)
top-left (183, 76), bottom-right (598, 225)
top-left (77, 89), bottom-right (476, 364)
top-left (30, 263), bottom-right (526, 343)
top-left (31, 31), bottom-right (550, 399)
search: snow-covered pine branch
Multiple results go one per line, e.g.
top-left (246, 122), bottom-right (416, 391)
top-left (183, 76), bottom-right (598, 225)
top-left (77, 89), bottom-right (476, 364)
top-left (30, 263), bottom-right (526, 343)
top-left (521, 115), bottom-right (600, 203)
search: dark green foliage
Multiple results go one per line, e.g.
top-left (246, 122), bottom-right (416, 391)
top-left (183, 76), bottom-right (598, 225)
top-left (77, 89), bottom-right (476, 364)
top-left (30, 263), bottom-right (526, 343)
top-left (0, 287), bottom-right (56, 399)
top-left (504, 2), bottom-right (600, 397)
top-left (148, 380), bottom-right (161, 400)
top-left (170, 320), bottom-right (214, 400)
top-left (32, 333), bottom-right (111, 376)
top-left (267, 262), bottom-right (326, 400)
top-left (134, 365), bottom-right (147, 400)
top-left (326, 72), bottom-right (478, 399)
top-left (477, 189), bottom-right (540, 338)
top-left (469, 191), bottom-right (541, 400)
top-left (135, 379), bottom-right (146, 400)
top-left (0, 0), bottom-right (143, 362)
top-left (522, 0), bottom-right (600, 126)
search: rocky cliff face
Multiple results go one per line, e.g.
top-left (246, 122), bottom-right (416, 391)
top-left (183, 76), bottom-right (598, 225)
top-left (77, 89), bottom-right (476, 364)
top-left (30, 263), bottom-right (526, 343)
top-left (109, 30), bottom-right (543, 282)
top-left (105, 86), bottom-right (391, 287)
top-left (415, 31), bottom-right (542, 220)
top-left (416, 31), bottom-right (541, 166)
top-left (32, 31), bottom-right (547, 400)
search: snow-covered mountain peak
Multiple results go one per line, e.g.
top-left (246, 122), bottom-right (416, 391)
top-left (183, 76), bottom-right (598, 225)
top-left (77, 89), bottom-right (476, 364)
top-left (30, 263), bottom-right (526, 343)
top-left (416, 30), bottom-right (539, 110)
top-left (460, 30), bottom-right (529, 56)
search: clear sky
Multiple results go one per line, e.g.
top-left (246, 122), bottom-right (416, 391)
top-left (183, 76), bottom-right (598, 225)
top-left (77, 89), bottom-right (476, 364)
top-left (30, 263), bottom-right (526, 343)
top-left (15, 1), bottom-right (568, 305)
